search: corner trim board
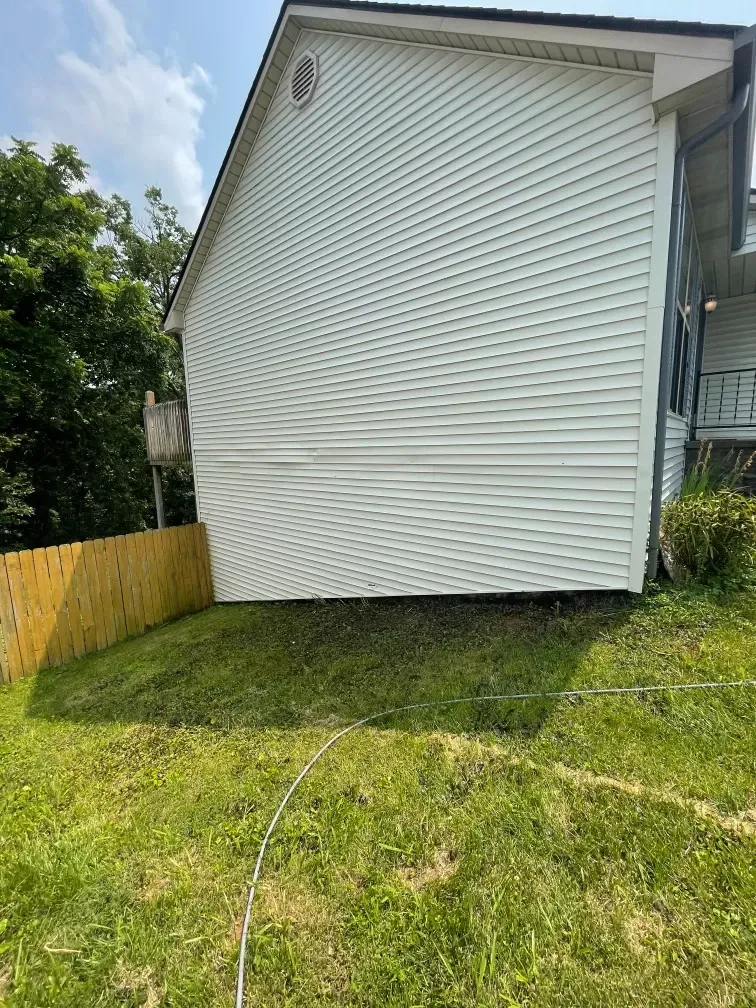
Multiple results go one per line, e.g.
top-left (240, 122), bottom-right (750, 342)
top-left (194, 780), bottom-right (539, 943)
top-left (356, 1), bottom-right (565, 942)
top-left (628, 111), bottom-right (677, 592)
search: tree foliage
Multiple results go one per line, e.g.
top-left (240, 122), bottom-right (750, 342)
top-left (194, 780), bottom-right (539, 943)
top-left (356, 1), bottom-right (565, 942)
top-left (0, 139), bottom-right (194, 551)
top-left (106, 187), bottom-right (193, 320)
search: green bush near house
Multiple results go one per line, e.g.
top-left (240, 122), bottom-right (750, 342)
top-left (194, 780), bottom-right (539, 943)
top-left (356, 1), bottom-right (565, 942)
top-left (662, 443), bottom-right (756, 582)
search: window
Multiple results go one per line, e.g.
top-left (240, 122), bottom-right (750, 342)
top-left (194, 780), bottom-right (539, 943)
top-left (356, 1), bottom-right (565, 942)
top-left (669, 189), bottom-right (703, 418)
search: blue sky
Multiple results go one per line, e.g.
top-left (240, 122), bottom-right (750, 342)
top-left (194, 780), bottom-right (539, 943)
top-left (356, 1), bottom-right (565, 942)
top-left (1, 0), bottom-right (754, 228)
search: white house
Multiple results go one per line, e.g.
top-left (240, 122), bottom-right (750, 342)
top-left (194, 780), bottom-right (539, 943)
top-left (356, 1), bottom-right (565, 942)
top-left (165, 2), bottom-right (756, 601)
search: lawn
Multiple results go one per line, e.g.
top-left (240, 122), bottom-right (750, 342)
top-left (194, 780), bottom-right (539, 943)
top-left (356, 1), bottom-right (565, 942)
top-left (0, 586), bottom-right (755, 1007)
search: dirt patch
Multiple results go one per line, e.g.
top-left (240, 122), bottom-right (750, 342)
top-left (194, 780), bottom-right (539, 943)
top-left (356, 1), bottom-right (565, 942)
top-left (139, 876), bottom-right (171, 902)
top-left (244, 881), bottom-right (349, 998)
top-left (0, 968), bottom-right (10, 1000)
top-left (398, 849), bottom-right (458, 890)
top-left (623, 909), bottom-right (665, 956)
top-left (427, 733), bottom-right (756, 838)
top-left (113, 963), bottom-right (163, 1007)
top-left (428, 731), bottom-right (497, 763)
top-left (257, 880), bottom-right (329, 929)
top-left (550, 763), bottom-right (756, 838)
top-left (230, 913), bottom-right (244, 945)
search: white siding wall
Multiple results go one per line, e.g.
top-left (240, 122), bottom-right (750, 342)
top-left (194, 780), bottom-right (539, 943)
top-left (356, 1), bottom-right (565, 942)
top-left (701, 294), bottom-right (756, 373)
top-left (183, 31), bottom-right (661, 601)
top-left (662, 412), bottom-right (689, 502)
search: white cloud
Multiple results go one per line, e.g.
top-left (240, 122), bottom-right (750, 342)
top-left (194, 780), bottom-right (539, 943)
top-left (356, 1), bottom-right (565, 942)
top-left (37, 0), bottom-right (210, 226)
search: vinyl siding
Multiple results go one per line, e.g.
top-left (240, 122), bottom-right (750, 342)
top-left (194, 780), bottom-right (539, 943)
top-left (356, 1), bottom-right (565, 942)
top-left (183, 30), bottom-right (660, 601)
top-left (701, 294), bottom-right (756, 373)
top-left (662, 412), bottom-right (688, 502)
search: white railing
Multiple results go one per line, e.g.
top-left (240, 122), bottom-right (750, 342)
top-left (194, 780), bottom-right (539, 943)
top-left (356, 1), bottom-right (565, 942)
top-left (696, 369), bottom-right (756, 432)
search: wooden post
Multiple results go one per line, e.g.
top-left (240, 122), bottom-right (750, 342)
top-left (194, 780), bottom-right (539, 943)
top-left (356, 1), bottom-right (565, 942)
top-left (152, 466), bottom-right (166, 529)
top-left (145, 391), bottom-right (166, 529)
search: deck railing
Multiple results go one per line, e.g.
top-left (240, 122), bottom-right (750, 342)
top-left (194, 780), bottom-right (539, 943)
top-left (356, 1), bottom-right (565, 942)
top-left (143, 399), bottom-right (192, 464)
top-left (696, 369), bottom-right (756, 432)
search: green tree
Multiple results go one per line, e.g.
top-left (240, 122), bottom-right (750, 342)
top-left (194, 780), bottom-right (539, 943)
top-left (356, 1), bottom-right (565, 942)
top-left (108, 186), bottom-right (192, 317)
top-left (102, 185), bottom-right (197, 525)
top-left (0, 139), bottom-right (189, 550)
top-left (104, 186), bottom-right (193, 395)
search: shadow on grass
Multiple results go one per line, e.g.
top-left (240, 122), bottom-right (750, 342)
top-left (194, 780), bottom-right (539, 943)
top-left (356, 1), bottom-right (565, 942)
top-left (25, 592), bottom-right (635, 738)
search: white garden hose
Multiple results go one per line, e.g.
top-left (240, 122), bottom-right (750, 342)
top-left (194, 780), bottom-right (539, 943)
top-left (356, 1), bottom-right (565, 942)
top-left (235, 678), bottom-right (756, 1007)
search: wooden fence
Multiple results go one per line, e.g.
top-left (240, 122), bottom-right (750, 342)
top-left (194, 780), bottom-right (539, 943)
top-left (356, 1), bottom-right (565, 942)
top-left (0, 523), bottom-right (212, 684)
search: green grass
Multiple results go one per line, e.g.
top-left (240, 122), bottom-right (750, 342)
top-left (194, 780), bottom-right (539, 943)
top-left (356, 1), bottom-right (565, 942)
top-left (0, 586), bottom-right (755, 1006)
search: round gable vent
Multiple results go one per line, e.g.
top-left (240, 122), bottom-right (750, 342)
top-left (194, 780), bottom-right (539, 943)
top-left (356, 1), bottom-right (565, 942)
top-left (290, 51), bottom-right (319, 108)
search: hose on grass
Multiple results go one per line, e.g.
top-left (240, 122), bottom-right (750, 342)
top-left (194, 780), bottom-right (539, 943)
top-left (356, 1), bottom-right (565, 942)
top-left (235, 678), bottom-right (756, 1007)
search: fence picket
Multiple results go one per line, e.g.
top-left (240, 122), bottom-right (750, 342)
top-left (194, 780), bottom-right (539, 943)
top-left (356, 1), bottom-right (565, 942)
top-left (46, 546), bottom-right (73, 665)
top-left (104, 537), bottom-right (127, 642)
top-left (33, 548), bottom-right (62, 668)
top-left (168, 528), bottom-right (181, 617)
top-left (174, 526), bottom-right (190, 614)
top-left (0, 604), bottom-right (9, 684)
top-left (59, 544), bottom-right (85, 658)
top-left (4, 553), bottom-right (36, 676)
top-left (82, 540), bottom-right (107, 651)
top-left (94, 539), bottom-right (117, 647)
top-left (144, 531), bottom-right (164, 625)
top-left (154, 530), bottom-right (169, 623)
top-left (182, 525), bottom-right (199, 612)
top-left (0, 555), bottom-right (23, 682)
top-left (135, 533), bottom-right (155, 628)
top-left (0, 524), bottom-right (211, 678)
top-left (160, 528), bottom-right (177, 618)
top-left (73, 541), bottom-right (96, 653)
top-left (20, 550), bottom-right (47, 671)
top-left (115, 535), bottom-right (137, 636)
top-left (162, 528), bottom-right (178, 617)
top-left (191, 524), bottom-right (209, 608)
top-left (183, 526), bottom-right (195, 613)
top-left (126, 534), bottom-right (146, 633)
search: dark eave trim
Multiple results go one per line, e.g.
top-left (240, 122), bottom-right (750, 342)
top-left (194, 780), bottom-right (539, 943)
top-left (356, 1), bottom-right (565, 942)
top-left (732, 29), bottom-right (756, 251)
top-left (297, 2), bottom-right (743, 39)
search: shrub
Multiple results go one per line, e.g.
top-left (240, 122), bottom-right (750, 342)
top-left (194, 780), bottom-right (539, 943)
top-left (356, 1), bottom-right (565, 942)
top-left (679, 441), bottom-right (752, 497)
top-left (662, 490), bottom-right (756, 581)
top-left (661, 442), bottom-right (756, 582)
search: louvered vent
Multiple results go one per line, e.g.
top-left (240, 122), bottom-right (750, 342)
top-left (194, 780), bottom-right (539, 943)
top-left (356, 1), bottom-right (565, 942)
top-left (290, 51), bottom-right (318, 108)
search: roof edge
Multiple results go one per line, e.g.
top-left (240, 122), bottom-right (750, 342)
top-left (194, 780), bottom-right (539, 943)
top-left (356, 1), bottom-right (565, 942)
top-left (164, 0), bottom-right (291, 326)
top-left (732, 27), bottom-right (756, 251)
top-left (164, 1), bottom-right (747, 323)
top-left (298, 2), bottom-right (744, 38)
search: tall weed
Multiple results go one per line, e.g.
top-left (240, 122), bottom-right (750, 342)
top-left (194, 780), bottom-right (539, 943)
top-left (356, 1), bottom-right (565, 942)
top-left (661, 441), bottom-right (756, 582)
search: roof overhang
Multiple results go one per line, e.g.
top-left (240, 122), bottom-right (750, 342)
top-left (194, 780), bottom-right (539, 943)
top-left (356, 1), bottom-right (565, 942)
top-left (731, 26), bottom-right (756, 251)
top-left (164, 1), bottom-right (751, 331)
top-left (680, 25), bottom-right (756, 299)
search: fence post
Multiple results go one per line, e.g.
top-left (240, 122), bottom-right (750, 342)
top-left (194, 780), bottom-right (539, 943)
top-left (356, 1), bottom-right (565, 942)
top-left (145, 391), bottom-right (166, 529)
